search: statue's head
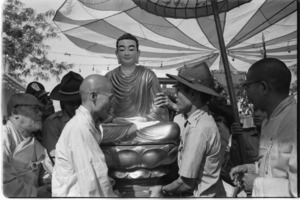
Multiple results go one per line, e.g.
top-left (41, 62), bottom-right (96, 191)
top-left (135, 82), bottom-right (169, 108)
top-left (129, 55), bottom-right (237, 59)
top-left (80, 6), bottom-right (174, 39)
top-left (115, 33), bottom-right (141, 65)
top-left (116, 33), bottom-right (139, 51)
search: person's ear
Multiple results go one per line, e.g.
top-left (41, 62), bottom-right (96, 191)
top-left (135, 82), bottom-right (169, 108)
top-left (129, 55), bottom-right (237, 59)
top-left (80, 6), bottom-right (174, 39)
top-left (260, 81), bottom-right (270, 93)
top-left (189, 90), bottom-right (198, 101)
top-left (90, 92), bottom-right (97, 101)
top-left (11, 108), bottom-right (19, 119)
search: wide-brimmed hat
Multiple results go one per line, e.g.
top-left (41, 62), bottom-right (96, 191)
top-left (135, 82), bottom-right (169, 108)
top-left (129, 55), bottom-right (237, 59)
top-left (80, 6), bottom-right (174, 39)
top-left (50, 71), bottom-right (84, 101)
top-left (166, 62), bottom-right (220, 97)
top-left (25, 81), bottom-right (49, 100)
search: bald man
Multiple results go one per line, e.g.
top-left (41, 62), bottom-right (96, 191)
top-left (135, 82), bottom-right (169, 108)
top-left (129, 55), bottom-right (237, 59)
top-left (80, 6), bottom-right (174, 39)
top-left (52, 75), bottom-right (118, 197)
top-left (230, 58), bottom-right (297, 197)
top-left (3, 93), bottom-right (51, 197)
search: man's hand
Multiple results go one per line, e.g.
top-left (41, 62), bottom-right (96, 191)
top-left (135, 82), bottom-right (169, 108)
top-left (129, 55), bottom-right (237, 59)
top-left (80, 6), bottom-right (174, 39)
top-left (242, 172), bottom-right (258, 192)
top-left (154, 92), bottom-right (178, 112)
top-left (149, 185), bottom-right (164, 197)
top-left (230, 122), bottom-right (244, 135)
top-left (37, 184), bottom-right (51, 197)
top-left (230, 164), bottom-right (248, 181)
top-left (154, 92), bottom-right (170, 107)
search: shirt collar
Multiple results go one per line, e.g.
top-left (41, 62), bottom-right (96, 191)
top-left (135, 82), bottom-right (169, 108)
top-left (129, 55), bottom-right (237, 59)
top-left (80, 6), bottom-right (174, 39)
top-left (268, 95), bottom-right (296, 119)
top-left (76, 105), bottom-right (94, 124)
top-left (185, 105), bottom-right (209, 127)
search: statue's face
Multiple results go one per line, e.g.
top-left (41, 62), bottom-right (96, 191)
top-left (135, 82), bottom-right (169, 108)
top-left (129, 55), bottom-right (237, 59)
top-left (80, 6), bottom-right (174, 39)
top-left (115, 39), bottom-right (140, 67)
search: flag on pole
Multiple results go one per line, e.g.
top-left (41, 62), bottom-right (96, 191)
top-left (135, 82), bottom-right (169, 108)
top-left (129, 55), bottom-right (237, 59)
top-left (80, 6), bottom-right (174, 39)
top-left (262, 32), bottom-right (267, 58)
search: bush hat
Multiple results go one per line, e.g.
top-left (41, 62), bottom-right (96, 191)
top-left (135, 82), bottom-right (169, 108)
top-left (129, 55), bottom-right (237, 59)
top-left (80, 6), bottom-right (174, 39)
top-left (166, 62), bottom-right (220, 97)
top-left (25, 81), bottom-right (49, 100)
top-left (50, 71), bottom-right (84, 101)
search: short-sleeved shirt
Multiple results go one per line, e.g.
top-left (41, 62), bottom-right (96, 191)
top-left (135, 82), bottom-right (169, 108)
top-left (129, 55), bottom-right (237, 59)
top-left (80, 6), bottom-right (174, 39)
top-left (175, 106), bottom-right (225, 197)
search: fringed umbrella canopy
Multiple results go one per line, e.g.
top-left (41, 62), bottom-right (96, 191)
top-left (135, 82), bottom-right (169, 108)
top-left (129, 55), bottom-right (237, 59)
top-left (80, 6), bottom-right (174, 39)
top-left (53, 0), bottom-right (297, 72)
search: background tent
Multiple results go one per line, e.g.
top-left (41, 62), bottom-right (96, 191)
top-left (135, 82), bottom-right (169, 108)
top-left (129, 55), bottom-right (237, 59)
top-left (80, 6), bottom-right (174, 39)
top-left (53, 0), bottom-right (297, 72)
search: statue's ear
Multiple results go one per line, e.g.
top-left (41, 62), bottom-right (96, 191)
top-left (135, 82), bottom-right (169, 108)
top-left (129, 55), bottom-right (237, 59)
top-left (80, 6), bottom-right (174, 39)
top-left (115, 50), bottom-right (121, 64)
top-left (136, 50), bottom-right (141, 64)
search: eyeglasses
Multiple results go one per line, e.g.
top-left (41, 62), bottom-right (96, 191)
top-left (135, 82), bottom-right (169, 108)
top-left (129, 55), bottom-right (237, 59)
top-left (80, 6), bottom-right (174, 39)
top-left (97, 92), bottom-right (114, 102)
top-left (13, 104), bottom-right (43, 113)
top-left (242, 80), bottom-right (261, 90)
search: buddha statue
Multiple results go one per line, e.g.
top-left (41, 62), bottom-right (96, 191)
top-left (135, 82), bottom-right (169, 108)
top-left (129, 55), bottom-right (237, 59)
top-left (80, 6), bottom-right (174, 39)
top-left (100, 33), bottom-right (180, 197)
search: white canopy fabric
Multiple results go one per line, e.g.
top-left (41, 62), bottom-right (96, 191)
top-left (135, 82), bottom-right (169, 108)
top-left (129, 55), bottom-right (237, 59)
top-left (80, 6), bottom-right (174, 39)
top-left (53, 0), bottom-right (297, 72)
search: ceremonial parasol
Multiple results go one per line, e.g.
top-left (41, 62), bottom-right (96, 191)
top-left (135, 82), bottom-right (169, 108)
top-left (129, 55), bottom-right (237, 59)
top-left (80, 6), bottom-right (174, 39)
top-left (53, 0), bottom-right (297, 164)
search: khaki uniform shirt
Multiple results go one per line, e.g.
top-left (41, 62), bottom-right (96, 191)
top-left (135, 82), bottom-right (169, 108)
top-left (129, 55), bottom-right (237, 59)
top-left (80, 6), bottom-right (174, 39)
top-left (175, 106), bottom-right (225, 197)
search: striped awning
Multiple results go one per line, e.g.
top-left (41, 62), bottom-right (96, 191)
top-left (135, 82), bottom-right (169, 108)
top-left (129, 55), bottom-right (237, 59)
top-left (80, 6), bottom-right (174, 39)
top-left (53, 0), bottom-right (297, 72)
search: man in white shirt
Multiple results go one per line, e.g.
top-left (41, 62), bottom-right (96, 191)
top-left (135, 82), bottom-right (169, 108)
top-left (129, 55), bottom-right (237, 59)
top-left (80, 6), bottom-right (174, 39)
top-left (52, 74), bottom-right (117, 197)
top-left (230, 58), bottom-right (297, 197)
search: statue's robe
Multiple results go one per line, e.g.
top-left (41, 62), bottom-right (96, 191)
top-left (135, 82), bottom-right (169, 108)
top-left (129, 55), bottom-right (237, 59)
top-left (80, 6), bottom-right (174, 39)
top-left (105, 65), bottom-right (169, 122)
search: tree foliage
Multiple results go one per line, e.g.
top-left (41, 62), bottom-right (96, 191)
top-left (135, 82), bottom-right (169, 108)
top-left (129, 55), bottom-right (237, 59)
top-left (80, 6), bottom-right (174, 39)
top-left (2, 0), bottom-right (73, 82)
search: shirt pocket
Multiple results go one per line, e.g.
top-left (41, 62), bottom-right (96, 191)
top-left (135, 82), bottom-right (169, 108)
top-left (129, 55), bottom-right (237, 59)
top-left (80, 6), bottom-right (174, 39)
top-left (278, 140), bottom-right (293, 154)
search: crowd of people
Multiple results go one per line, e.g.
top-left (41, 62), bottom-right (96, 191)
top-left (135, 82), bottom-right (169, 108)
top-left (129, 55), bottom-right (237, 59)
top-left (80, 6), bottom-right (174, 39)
top-left (2, 33), bottom-right (297, 197)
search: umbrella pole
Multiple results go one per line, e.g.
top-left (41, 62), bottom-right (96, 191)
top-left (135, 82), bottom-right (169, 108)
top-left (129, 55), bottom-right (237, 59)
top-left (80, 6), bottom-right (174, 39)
top-left (211, 0), bottom-right (246, 165)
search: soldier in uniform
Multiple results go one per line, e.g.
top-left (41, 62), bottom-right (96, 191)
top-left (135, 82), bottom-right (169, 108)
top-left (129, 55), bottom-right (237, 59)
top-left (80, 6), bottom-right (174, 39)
top-left (42, 71), bottom-right (83, 164)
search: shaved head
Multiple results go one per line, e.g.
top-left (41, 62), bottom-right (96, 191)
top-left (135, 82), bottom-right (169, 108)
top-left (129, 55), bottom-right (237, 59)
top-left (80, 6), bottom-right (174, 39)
top-left (247, 58), bottom-right (291, 95)
top-left (79, 74), bottom-right (114, 121)
top-left (80, 74), bottom-right (113, 103)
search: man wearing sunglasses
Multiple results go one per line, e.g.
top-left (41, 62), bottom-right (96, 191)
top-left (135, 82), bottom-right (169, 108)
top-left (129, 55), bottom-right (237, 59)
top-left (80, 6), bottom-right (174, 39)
top-left (230, 58), bottom-right (297, 197)
top-left (2, 93), bottom-right (51, 197)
